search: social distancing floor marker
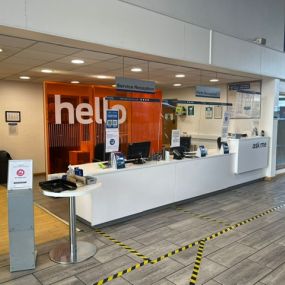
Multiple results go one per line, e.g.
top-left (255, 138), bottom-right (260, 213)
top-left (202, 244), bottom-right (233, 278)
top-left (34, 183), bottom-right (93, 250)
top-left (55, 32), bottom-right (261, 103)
top-left (176, 207), bottom-right (231, 227)
top-left (94, 228), bottom-right (152, 262)
top-left (92, 203), bottom-right (285, 285)
top-left (189, 240), bottom-right (206, 285)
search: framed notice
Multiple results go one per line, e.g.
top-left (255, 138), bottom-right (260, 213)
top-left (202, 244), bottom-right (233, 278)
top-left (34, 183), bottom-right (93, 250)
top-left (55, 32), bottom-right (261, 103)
top-left (214, 106), bottom-right (222, 119)
top-left (5, 111), bottom-right (21, 123)
top-left (205, 107), bottom-right (213, 119)
top-left (188, 106), bottom-right (194, 116)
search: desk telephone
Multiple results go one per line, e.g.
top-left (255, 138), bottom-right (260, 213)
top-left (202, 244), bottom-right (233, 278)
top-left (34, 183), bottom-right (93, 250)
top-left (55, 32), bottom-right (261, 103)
top-left (173, 149), bottom-right (184, 160)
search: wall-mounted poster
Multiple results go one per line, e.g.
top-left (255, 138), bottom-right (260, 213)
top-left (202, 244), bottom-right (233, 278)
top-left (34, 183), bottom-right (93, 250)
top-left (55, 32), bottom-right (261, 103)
top-left (214, 106), bottom-right (222, 119)
top-left (188, 106), bottom-right (194, 116)
top-left (227, 81), bottom-right (261, 119)
top-left (205, 107), bottom-right (213, 119)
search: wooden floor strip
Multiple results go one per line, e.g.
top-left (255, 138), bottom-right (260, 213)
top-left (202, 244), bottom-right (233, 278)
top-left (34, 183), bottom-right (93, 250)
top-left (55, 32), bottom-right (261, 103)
top-left (0, 186), bottom-right (69, 255)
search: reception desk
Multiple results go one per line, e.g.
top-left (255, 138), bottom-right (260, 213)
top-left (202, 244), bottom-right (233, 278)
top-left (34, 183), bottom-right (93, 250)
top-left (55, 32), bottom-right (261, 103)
top-left (74, 148), bottom-right (268, 226)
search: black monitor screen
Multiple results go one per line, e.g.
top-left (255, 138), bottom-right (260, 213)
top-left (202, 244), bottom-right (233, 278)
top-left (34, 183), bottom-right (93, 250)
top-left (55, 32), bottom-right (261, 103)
top-left (127, 141), bottom-right (151, 159)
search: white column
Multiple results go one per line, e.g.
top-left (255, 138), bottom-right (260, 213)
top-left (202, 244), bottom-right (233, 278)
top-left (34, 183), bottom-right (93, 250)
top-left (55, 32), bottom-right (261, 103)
top-left (259, 78), bottom-right (280, 178)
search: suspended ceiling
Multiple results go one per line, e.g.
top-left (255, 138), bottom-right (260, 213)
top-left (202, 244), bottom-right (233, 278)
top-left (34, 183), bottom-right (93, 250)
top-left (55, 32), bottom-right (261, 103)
top-left (0, 34), bottom-right (260, 89)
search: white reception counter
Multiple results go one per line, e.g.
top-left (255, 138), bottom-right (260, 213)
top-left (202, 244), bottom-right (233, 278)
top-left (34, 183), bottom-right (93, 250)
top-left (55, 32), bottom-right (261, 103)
top-left (74, 144), bottom-right (269, 226)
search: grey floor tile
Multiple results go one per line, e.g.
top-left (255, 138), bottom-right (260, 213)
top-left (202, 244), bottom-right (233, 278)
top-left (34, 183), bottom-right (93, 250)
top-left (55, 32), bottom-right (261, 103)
top-left (238, 230), bottom-right (285, 250)
top-left (209, 230), bottom-right (247, 248)
top-left (128, 240), bottom-right (181, 262)
top-left (152, 279), bottom-right (175, 285)
top-left (76, 255), bottom-right (135, 285)
top-left (102, 225), bottom-right (145, 240)
top-left (167, 216), bottom-right (206, 232)
top-left (214, 259), bottom-right (272, 285)
top-left (34, 256), bottom-right (100, 285)
top-left (133, 226), bottom-right (178, 246)
top-left (170, 242), bottom-right (220, 266)
top-left (166, 258), bottom-right (226, 285)
top-left (203, 280), bottom-right (222, 285)
top-left (207, 242), bottom-right (257, 268)
top-left (260, 262), bottom-right (285, 284)
top-left (0, 254), bottom-right (54, 283)
top-left (248, 243), bottom-right (285, 269)
top-left (123, 258), bottom-right (183, 285)
top-left (77, 231), bottom-right (108, 249)
top-left (95, 239), bottom-right (144, 263)
top-left (0, 275), bottom-right (41, 285)
top-left (51, 276), bottom-right (85, 285)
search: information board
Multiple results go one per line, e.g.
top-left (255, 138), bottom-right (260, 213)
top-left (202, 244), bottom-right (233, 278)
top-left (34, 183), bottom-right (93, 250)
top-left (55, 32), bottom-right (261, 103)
top-left (8, 160), bottom-right (33, 190)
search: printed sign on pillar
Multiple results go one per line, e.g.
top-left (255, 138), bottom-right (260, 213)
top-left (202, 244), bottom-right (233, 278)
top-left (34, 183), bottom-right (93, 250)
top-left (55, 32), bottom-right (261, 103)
top-left (105, 110), bottom-right (119, 153)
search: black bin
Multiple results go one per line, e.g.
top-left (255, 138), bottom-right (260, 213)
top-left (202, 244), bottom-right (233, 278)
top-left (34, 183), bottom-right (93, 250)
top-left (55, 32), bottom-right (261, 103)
top-left (0, 150), bottom-right (12, 184)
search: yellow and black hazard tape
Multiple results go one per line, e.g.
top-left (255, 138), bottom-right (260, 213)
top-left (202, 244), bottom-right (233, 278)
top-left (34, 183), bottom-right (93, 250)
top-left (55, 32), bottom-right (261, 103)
top-left (95, 228), bottom-right (151, 262)
top-left (205, 203), bottom-right (285, 242)
top-left (189, 239), bottom-right (206, 285)
top-left (176, 207), bottom-right (230, 227)
top-left (151, 240), bottom-right (199, 264)
top-left (93, 203), bottom-right (285, 285)
top-left (92, 259), bottom-right (150, 285)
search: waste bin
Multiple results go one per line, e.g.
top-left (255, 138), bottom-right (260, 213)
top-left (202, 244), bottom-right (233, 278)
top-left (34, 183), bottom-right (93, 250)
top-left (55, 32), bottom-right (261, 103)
top-left (0, 150), bottom-right (12, 183)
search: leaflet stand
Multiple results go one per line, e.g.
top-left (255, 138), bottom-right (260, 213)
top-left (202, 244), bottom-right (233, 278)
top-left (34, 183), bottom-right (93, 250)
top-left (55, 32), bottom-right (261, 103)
top-left (7, 160), bottom-right (36, 272)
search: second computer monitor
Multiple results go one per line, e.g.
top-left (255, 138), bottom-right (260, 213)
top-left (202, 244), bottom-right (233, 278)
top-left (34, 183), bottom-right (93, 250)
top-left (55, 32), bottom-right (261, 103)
top-left (127, 141), bottom-right (151, 159)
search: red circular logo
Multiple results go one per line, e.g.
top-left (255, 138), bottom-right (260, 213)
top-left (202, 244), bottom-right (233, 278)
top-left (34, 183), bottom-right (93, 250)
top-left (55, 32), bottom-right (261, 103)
top-left (16, 169), bottom-right (25, 176)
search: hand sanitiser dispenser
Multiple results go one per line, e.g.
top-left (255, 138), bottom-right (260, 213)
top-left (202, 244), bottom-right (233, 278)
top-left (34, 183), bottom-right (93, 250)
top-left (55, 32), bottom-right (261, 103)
top-left (196, 145), bottom-right (207, 157)
top-left (220, 142), bottom-right (229, 154)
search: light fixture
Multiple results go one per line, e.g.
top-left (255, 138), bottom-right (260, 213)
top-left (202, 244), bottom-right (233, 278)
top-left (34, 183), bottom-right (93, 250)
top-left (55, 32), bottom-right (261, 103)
top-left (19, 76), bottom-right (31, 80)
top-left (173, 83), bottom-right (182, 87)
top-left (94, 75), bottom-right (114, 79)
top-left (41, 69), bottom-right (53, 73)
top-left (71, 80), bottom-right (80, 84)
top-left (209, 78), bottom-right (219, 82)
top-left (71, 59), bottom-right (85, 64)
top-left (131, 67), bottom-right (142, 72)
top-left (0, 48), bottom-right (3, 52)
top-left (175, 74), bottom-right (185, 78)
top-left (112, 84), bottom-right (116, 88)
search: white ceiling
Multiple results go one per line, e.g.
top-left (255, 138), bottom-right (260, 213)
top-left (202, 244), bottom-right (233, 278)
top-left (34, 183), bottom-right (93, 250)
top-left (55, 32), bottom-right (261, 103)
top-left (0, 34), bottom-right (260, 89)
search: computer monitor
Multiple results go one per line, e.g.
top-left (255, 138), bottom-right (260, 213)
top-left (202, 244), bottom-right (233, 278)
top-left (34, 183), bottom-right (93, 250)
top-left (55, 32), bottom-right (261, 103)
top-left (127, 141), bottom-right (151, 159)
top-left (180, 136), bottom-right (191, 152)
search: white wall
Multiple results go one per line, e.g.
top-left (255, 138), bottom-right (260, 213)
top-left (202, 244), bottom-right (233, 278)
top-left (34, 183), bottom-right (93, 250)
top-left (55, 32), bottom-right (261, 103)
top-left (163, 84), bottom-right (260, 148)
top-left (0, 81), bottom-right (45, 173)
top-left (120, 0), bottom-right (285, 52)
top-left (1, 0), bottom-right (285, 79)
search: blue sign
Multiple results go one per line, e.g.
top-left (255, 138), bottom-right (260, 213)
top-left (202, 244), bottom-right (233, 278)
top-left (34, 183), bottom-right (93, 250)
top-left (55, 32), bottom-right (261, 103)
top-left (196, 86), bottom-right (220, 98)
top-left (229, 82), bottom-right (250, 91)
top-left (116, 77), bottom-right (156, 94)
top-left (106, 96), bottom-right (160, 103)
top-left (106, 110), bottom-right (119, 129)
top-left (163, 99), bottom-right (232, 107)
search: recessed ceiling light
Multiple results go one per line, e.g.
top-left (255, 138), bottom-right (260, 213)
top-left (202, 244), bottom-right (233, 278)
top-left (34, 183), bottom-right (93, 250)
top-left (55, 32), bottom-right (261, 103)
top-left (175, 74), bottom-right (185, 78)
top-left (19, 76), bottom-right (31, 80)
top-left (71, 59), bottom-right (85, 64)
top-left (0, 48), bottom-right (3, 52)
top-left (173, 83), bottom-right (182, 87)
top-left (71, 81), bottom-right (80, 84)
top-left (131, 67), bottom-right (142, 72)
top-left (209, 78), bottom-right (219, 82)
top-left (41, 69), bottom-right (53, 73)
top-left (94, 75), bottom-right (114, 79)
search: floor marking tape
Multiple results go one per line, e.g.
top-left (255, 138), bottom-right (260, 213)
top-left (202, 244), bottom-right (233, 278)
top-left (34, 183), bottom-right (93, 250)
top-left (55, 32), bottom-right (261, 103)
top-left (189, 240), bottom-right (206, 285)
top-left (151, 241), bottom-right (199, 264)
top-left (92, 260), bottom-right (150, 285)
top-left (176, 207), bottom-right (230, 227)
top-left (95, 228), bottom-right (152, 262)
top-left (93, 203), bottom-right (285, 285)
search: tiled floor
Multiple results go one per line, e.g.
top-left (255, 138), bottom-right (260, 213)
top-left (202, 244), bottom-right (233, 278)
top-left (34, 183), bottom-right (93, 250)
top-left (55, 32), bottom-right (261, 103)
top-left (2, 175), bottom-right (285, 284)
